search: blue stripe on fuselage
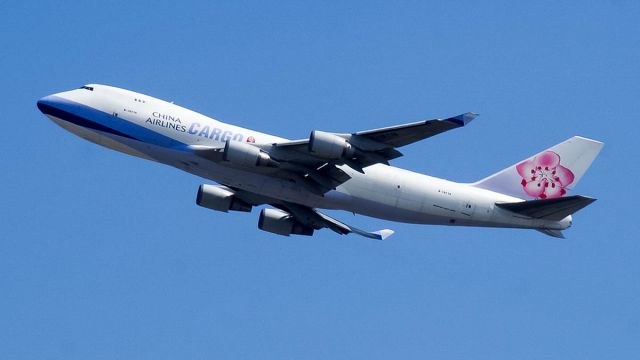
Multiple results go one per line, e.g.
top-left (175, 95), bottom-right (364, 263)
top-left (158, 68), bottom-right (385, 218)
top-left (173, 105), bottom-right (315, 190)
top-left (37, 96), bottom-right (187, 149)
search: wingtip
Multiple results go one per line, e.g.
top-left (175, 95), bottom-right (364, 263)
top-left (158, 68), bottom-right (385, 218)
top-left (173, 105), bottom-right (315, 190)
top-left (574, 195), bottom-right (597, 205)
top-left (373, 229), bottom-right (395, 240)
top-left (449, 112), bottom-right (478, 126)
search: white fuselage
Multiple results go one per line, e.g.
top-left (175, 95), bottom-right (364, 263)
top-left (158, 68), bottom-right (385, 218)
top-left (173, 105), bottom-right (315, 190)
top-left (38, 85), bottom-right (571, 231)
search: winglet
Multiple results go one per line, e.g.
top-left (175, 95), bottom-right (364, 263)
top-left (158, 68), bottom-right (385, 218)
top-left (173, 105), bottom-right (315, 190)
top-left (448, 112), bottom-right (478, 126)
top-left (350, 226), bottom-right (395, 240)
top-left (372, 229), bottom-right (395, 240)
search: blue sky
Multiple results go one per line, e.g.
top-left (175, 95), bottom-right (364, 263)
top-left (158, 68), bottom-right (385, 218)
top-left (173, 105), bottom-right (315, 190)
top-left (1, 1), bottom-right (639, 358)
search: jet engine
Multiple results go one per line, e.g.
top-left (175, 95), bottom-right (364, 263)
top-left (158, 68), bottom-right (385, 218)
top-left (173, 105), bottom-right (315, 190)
top-left (223, 140), bottom-right (276, 167)
top-left (196, 184), bottom-right (252, 212)
top-left (308, 131), bottom-right (355, 159)
top-left (258, 208), bottom-right (314, 236)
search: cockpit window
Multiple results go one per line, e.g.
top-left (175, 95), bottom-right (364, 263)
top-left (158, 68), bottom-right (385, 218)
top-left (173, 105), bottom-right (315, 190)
top-left (80, 85), bottom-right (94, 91)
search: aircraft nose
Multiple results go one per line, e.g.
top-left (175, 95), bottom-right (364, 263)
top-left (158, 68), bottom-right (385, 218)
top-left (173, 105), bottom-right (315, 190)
top-left (37, 95), bottom-right (60, 116)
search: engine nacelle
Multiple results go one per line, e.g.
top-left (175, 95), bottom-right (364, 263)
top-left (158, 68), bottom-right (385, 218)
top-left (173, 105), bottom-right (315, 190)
top-left (196, 184), bottom-right (252, 212)
top-left (258, 208), bottom-right (314, 236)
top-left (308, 131), bottom-right (355, 159)
top-left (223, 140), bottom-right (276, 167)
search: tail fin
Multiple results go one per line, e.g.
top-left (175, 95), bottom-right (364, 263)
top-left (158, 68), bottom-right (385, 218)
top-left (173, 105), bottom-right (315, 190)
top-left (471, 136), bottom-right (604, 199)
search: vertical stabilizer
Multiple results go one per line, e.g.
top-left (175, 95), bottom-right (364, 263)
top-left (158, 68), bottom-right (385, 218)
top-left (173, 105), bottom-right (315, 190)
top-left (471, 136), bottom-right (603, 199)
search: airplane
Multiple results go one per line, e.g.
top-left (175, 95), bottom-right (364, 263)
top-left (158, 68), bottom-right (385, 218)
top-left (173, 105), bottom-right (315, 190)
top-left (37, 84), bottom-right (604, 240)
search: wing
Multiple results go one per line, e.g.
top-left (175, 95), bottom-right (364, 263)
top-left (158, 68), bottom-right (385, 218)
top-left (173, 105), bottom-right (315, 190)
top-left (276, 202), bottom-right (394, 240)
top-left (192, 112), bottom-right (477, 194)
top-left (353, 112), bottom-right (478, 148)
top-left (268, 112), bottom-right (477, 170)
top-left (230, 189), bottom-right (393, 240)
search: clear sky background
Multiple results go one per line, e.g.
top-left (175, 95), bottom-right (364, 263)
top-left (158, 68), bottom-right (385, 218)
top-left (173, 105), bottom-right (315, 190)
top-left (1, 1), bottom-right (639, 359)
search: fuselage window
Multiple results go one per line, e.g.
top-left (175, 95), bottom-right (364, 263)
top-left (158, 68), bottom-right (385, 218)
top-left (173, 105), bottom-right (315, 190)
top-left (80, 86), bottom-right (94, 91)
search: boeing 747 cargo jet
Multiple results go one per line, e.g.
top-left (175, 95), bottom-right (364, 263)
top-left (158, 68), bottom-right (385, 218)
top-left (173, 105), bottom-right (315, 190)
top-left (37, 85), bottom-right (603, 239)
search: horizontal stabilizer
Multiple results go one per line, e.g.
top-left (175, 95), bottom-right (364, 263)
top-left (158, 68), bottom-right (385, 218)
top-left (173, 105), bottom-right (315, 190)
top-left (496, 195), bottom-right (596, 220)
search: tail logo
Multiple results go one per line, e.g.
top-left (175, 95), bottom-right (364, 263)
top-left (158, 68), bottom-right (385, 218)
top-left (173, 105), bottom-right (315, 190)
top-left (516, 151), bottom-right (575, 199)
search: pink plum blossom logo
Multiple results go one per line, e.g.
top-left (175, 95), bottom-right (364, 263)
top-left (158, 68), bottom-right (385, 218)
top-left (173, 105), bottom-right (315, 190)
top-left (516, 151), bottom-right (575, 199)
